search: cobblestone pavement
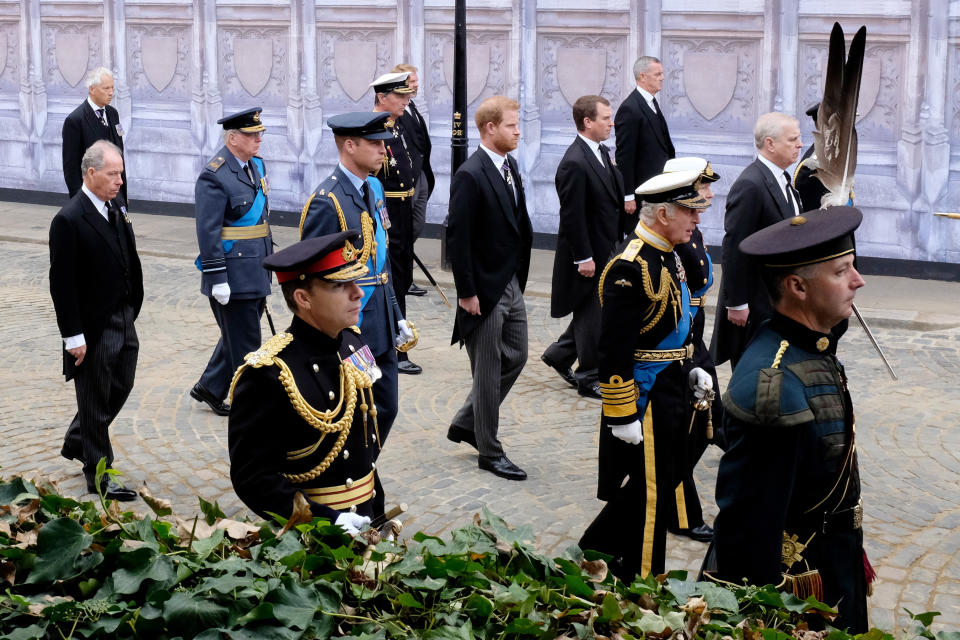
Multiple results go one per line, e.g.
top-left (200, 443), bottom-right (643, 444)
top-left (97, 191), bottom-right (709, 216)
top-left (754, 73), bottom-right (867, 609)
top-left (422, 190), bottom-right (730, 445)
top-left (1, 207), bottom-right (959, 632)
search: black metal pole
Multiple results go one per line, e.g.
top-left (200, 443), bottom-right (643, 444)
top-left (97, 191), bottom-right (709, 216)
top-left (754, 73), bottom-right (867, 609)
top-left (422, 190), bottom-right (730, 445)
top-left (440, 0), bottom-right (467, 271)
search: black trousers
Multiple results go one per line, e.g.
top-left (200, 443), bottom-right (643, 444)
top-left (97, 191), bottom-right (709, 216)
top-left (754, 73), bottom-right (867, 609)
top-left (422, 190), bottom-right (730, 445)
top-left (386, 197), bottom-right (414, 362)
top-left (198, 296), bottom-right (265, 400)
top-left (63, 304), bottom-right (138, 484)
top-left (542, 293), bottom-right (601, 389)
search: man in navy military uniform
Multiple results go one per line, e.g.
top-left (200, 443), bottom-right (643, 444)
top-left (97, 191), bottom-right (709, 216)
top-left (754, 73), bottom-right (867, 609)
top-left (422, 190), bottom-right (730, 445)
top-left (191, 107), bottom-right (273, 416)
top-left (299, 111), bottom-right (415, 517)
top-left (579, 169), bottom-right (714, 581)
top-left (664, 157), bottom-right (724, 544)
top-left (371, 71), bottom-right (422, 375)
top-left (229, 230), bottom-right (381, 535)
top-left (704, 207), bottom-right (869, 633)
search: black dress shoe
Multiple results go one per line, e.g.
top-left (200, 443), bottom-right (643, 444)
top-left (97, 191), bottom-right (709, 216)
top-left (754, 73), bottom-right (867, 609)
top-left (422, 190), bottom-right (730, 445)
top-left (577, 382), bottom-right (602, 400)
top-left (446, 425), bottom-right (478, 450)
top-left (408, 283), bottom-right (427, 297)
top-left (60, 444), bottom-right (84, 464)
top-left (540, 354), bottom-right (576, 388)
top-left (397, 360), bottom-right (422, 375)
top-left (190, 383), bottom-right (230, 416)
top-left (669, 523), bottom-right (714, 542)
top-left (478, 454), bottom-right (527, 481)
top-left (87, 480), bottom-right (137, 502)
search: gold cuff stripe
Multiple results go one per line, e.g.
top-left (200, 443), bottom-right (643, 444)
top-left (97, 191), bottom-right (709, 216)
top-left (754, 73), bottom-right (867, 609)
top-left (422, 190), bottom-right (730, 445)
top-left (384, 188), bottom-right (416, 199)
top-left (355, 273), bottom-right (389, 287)
top-left (302, 470), bottom-right (375, 509)
top-left (221, 222), bottom-right (269, 240)
top-left (634, 344), bottom-right (694, 362)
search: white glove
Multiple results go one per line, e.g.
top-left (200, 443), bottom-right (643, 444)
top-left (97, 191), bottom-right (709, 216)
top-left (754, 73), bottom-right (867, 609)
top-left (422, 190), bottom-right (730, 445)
top-left (395, 319), bottom-right (415, 348)
top-left (610, 420), bottom-right (643, 445)
top-left (334, 512), bottom-right (371, 535)
top-left (689, 367), bottom-right (713, 401)
top-left (211, 282), bottom-right (231, 306)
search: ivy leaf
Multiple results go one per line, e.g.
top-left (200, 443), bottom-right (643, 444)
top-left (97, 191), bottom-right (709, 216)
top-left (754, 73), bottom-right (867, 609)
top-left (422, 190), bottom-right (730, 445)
top-left (112, 547), bottom-right (177, 594)
top-left (401, 576), bottom-right (446, 591)
top-left (761, 628), bottom-right (794, 640)
top-left (162, 591), bottom-right (231, 636)
top-left (24, 518), bottom-right (93, 584)
top-left (3, 623), bottom-right (47, 640)
top-left (267, 578), bottom-right (319, 629)
top-left (198, 496), bottom-right (227, 525)
top-left (504, 617), bottom-right (544, 635)
top-left (600, 591), bottom-right (623, 622)
top-left (396, 592), bottom-right (423, 609)
top-left (702, 583), bottom-right (739, 613)
top-left (463, 593), bottom-right (493, 624)
top-left (423, 621), bottom-right (475, 640)
top-left (907, 610), bottom-right (942, 628)
top-left (493, 581), bottom-right (532, 606)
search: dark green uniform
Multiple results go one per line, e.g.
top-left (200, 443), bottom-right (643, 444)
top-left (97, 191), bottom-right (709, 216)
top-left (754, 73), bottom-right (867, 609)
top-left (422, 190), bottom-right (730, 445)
top-left (707, 313), bottom-right (868, 633)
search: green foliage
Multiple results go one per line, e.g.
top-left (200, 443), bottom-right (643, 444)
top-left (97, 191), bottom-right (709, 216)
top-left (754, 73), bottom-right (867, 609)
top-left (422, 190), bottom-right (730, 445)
top-left (0, 475), bottom-right (951, 639)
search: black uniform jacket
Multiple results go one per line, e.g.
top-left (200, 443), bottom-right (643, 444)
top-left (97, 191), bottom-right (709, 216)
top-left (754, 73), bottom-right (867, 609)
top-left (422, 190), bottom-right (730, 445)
top-left (710, 313), bottom-right (866, 633)
top-left (446, 149), bottom-right (533, 345)
top-left (596, 227), bottom-right (692, 498)
top-left (399, 100), bottom-right (434, 197)
top-left (550, 136), bottom-right (623, 318)
top-left (793, 145), bottom-right (828, 213)
top-left (614, 89), bottom-right (675, 197)
top-left (228, 316), bottom-right (380, 522)
top-left (711, 159), bottom-right (797, 365)
top-left (62, 101), bottom-right (126, 201)
top-left (49, 192), bottom-right (143, 380)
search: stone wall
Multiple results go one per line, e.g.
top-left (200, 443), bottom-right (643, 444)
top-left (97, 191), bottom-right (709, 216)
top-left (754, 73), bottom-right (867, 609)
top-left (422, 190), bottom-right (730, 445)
top-left (1, 0), bottom-right (959, 263)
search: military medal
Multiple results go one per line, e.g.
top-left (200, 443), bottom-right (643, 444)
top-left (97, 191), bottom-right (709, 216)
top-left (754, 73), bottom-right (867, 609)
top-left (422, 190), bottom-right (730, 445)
top-left (115, 123), bottom-right (124, 137)
top-left (387, 147), bottom-right (397, 167)
top-left (376, 198), bottom-right (391, 230)
top-left (345, 345), bottom-right (381, 382)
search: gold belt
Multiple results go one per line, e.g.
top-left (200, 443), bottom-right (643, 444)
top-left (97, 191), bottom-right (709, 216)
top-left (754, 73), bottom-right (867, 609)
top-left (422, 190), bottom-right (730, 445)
top-left (634, 343), bottom-right (694, 362)
top-left (302, 470), bottom-right (375, 510)
top-left (221, 222), bottom-right (269, 240)
top-left (384, 188), bottom-right (415, 200)
top-left (690, 296), bottom-right (706, 308)
top-left (355, 272), bottom-right (389, 287)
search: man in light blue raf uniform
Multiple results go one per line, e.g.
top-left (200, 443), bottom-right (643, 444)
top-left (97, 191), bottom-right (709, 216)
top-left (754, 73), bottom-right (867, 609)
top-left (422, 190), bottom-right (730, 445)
top-left (191, 107), bottom-right (273, 416)
top-left (298, 111), bottom-right (416, 518)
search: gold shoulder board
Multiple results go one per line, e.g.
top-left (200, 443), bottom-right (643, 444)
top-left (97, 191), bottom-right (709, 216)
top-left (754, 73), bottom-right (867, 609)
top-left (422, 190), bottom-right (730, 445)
top-left (207, 156), bottom-right (225, 171)
top-left (227, 332), bottom-right (294, 404)
top-left (619, 239), bottom-right (644, 263)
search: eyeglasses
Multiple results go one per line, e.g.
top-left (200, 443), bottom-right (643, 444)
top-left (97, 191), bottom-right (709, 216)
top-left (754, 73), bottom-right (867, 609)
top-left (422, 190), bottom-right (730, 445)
top-left (241, 131), bottom-right (265, 139)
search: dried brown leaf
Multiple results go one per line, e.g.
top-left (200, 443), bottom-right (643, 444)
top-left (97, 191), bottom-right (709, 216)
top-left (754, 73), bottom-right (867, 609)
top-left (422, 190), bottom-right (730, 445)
top-left (580, 558), bottom-right (608, 582)
top-left (12, 499), bottom-right (40, 525)
top-left (14, 529), bottom-right (37, 549)
top-left (0, 560), bottom-right (15, 585)
top-left (122, 539), bottom-right (149, 551)
top-left (0, 521), bottom-right (11, 537)
top-left (217, 519), bottom-right (260, 540)
top-left (176, 516), bottom-right (216, 544)
top-left (138, 486), bottom-right (173, 517)
top-left (279, 492), bottom-right (313, 537)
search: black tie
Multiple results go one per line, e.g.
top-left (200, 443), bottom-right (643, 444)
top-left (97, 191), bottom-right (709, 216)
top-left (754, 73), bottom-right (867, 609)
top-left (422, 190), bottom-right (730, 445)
top-left (502, 161), bottom-right (516, 204)
top-left (243, 163), bottom-right (255, 185)
top-left (96, 108), bottom-right (106, 126)
top-left (652, 98), bottom-right (669, 132)
top-left (106, 202), bottom-right (116, 225)
top-left (361, 181), bottom-right (371, 209)
top-left (598, 143), bottom-right (610, 167)
top-left (783, 171), bottom-right (797, 215)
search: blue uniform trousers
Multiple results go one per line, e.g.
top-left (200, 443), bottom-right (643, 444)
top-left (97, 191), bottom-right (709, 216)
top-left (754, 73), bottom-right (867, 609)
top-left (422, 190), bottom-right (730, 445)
top-left (198, 297), bottom-right (265, 400)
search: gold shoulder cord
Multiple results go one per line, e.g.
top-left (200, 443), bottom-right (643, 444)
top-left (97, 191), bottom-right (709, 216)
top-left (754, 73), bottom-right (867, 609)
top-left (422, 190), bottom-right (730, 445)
top-left (298, 192), bottom-right (316, 239)
top-left (771, 340), bottom-right (790, 368)
top-left (326, 192), bottom-right (376, 267)
top-left (598, 239), bottom-right (680, 334)
top-left (228, 332), bottom-right (295, 402)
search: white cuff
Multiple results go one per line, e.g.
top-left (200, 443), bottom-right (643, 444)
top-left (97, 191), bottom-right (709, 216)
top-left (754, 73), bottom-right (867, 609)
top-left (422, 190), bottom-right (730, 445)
top-left (624, 194), bottom-right (635, 202)
top-left (64, 334), bottom-right (86, 349)
top-left (573, 257), bottom-right (593, 265)
top-left (726, 303), bottom-right (749, 311)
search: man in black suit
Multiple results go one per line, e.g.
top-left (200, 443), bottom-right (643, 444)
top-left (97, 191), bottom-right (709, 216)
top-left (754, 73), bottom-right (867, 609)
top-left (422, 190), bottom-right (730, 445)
top-left (710, 112), bottom-right (803, 368)
top-left (542, 95), bottom-right (623, 400)
top-left (614, 56), bottom-right (675, 236)
top-left (49, 140), bottom-right (141, 501)
top-left (393, 63), bottom-right (433, 298)
top-left (62, 67), bottom-right (127, 204)
top-left (446, 96), bottom-right (533, 481)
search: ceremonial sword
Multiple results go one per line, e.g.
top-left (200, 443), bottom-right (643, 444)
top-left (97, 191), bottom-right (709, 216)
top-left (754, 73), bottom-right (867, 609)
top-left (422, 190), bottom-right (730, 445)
top-left (412, 251), bottom-right (452, 308)
top-left (851, 303), bottom-right (897, 381)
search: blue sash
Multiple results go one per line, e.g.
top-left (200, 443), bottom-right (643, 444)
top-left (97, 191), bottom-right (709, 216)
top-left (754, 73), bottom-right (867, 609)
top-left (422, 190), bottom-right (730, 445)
top-left (195, 157), bottom-right (266, 270)
top-left (633, 280), bottom-right (692, 413)
top-left (357, 176), bottom-right (389, 326)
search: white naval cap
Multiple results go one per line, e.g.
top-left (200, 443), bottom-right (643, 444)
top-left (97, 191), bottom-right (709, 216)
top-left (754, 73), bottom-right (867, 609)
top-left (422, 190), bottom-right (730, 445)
top-left (635, 168), bottom-right (710, 209)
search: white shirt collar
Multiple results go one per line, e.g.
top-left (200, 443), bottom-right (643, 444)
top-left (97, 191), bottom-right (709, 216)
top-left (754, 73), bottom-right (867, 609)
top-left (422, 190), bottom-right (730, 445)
top-left (87, 97), bottom-right (106, 116)
top-left (757, 153), bottom-right (789, 187)
top-left (479, 143), bottom-right (506, 171)
top-left (636, 86), bottom-right (658, 109)
top-left (577, 133), bottom-right (604, 164)
top-left (81, 184), bottom-right (108, 221)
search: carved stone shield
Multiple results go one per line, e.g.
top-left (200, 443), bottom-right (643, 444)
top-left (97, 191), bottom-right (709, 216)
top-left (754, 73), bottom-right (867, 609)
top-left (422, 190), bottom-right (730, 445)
top-left (443, 43), bottom-right (490, 105)
top-left (56, 33), bottom-right (89, 87)
top-left (234, 38), bottom-right (273, 97)
top-left (684, 52), bottom-right (737, 120)
top-left (0, 33), bottom-right (7, 79)
top-left (334, 39), bottom-right (377, 102)
top-left (557, 47), bottom-right (605, 106)
top-left (142, 36), bottom-right (178, 92)
top-left (856, 57), bottom-right (881, 123)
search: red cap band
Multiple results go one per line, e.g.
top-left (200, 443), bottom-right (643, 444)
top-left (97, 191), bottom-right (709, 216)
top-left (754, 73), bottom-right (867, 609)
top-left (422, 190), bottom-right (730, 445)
top-left (275, 250), bottom-right (349, 283)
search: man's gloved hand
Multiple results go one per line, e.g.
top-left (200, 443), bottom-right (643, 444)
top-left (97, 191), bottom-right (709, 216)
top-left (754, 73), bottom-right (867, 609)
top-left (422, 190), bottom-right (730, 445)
top-left (610, 420), bottom-right (643, 445)
top-left (334, 512), bottom-right (371, 535)
top-left (689, 367), bottom-right (713, 401)
top-left (212, 282), bottom-right (231, 306)
top-left (395, 319), bottom-right (419, 352)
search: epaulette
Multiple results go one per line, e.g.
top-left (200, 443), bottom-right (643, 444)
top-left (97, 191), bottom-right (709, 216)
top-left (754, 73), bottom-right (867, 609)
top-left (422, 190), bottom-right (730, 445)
top-left (206, 156), bottom-right (226, 171)
top-left (347, 325), bottom-right (361, 335)
top-left (619, 238), bottom-right (644, 263)
top-left (227, 332), bottom-right (294, 403)
top-left (723, 339), bottom-right (814, 427)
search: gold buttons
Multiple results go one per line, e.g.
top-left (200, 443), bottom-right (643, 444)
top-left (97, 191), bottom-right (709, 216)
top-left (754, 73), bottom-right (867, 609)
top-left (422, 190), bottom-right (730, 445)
top-left (371, 462), bottom-right (376, 470)
top-left (328, 390), bottom-right (335, 400)
top-left (816, 337), bottom-right (830, 351)
top-left (312, 364), bottom-right (319, 373)
top-left (692, 243), bottom-right (697, 248)
top-left (699, 260), bottom-right (704, 266)
top-left (343, 449), bottom-right (349, 460)
top-left (349, 345), bottom-right (355, 352)
top-left (345, 478), bottom-right (353, 488)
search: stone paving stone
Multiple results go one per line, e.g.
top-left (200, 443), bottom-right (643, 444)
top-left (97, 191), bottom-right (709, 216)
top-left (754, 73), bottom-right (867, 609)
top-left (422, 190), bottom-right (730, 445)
top-left (1, 234), bottom-right (959, 631)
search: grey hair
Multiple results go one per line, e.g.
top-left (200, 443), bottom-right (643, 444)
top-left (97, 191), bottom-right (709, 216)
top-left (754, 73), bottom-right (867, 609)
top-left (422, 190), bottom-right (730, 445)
top-left (85, 67), bottom-right (113, 89)
top-left (223, 129), bottom-right (241, 145)
top-left (633, 56), bottom-right (661, 80)
top-left (754, 112), bottom-right (798, 150)
top-left (638, 200), bottom-right (677, 226)
top-left (80, 139), bottom-right (122, 174)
